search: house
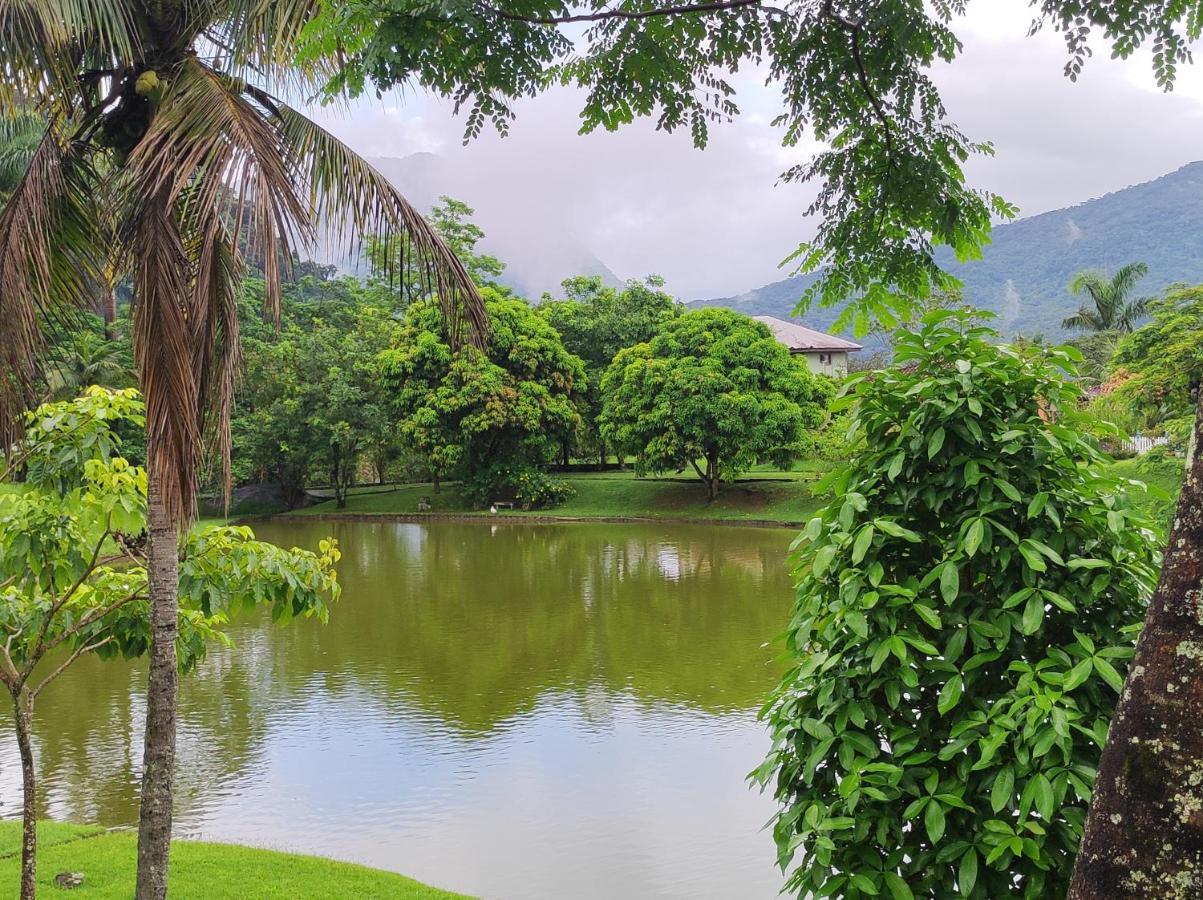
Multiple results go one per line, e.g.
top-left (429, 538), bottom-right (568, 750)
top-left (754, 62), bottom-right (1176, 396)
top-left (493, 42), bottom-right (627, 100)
top-left (754, 315), bottom-right (862, 377)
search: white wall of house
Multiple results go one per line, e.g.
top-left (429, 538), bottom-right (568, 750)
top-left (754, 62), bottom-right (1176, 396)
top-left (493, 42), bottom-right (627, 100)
top-left (799, 350), bottom-right (849, 377)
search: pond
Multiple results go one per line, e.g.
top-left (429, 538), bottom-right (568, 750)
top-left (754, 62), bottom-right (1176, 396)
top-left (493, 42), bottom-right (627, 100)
top-left (0, 519), bottom-right (797, 899)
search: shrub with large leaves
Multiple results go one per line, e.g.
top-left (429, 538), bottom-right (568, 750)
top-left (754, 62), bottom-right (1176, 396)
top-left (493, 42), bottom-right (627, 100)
top-left (757, 313), bottom-right (1161, 898)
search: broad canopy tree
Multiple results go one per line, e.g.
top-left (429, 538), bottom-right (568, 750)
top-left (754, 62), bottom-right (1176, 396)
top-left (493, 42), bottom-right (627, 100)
top-left (379, 290), bottom-right (586, 505)
top-left (539, 274), bottom-right (680, 463)
top-left (599, 308), bottom-right (831, 499)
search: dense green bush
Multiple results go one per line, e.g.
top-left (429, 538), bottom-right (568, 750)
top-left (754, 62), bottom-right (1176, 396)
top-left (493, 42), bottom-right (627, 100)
top-left (460, 460), bottom-right (575, 509)
top-left (757, 314), bottom-right (1161, 898)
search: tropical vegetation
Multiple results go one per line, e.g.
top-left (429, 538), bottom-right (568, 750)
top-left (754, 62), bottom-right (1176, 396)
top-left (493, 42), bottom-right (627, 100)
top-left (758, 314), bottom-right (1161, 899)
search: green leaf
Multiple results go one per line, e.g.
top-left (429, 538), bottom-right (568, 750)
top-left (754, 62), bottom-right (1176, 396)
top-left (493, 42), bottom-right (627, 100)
top-left (939, 562), bottom-right (959, 604)
top-left (937, 674), bottom-right (963, 715)
top-left (852, 524), bottom-right (875, 564)
top-left (1021, 594), bottom-right (1045, 635)
top-left (871, 640), bottom-right (892, 673)
top-left (928, 427), bottom-right (946, 459)
top-left (963, 519), bottom-right (984, 557)
top-left (914, 604), bottom-right (942, 629)
top-left (1033, 773), bottom-right (1055, 820)
top-left (990, 767), bottom-right (1014, 813)
top-left (887, 451), bottom-right (904, 481)
top-left (850, 873), bottom-right (880, 895)
top-left (883, 873), bottom-right (915, 900)
top-left (812, 544), bottom-right (838, 577)
top-left (924, 799), bottom-right (946, 844)
top-left (959, 848), bottom-right (979, 896)
top-left (1062, 658), bottom-right (1094, 691)
top-left (1093, 655), bottom-right (1126, 693)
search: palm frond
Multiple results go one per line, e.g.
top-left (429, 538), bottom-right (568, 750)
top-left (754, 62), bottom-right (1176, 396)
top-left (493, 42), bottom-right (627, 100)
top-left (0, 123), bottom-right (103, 443)
top-left (126, 58), bottom-right (309, 323)
top-left (212, 0), bottom-right (335, 89)
top-left (0, 0), bottom-right (135, 105)
top-left (128, 186), bottom-right (201, 525)
top-left (248, 87), bottom-right (488, 346)
top-left (1111, 261), bottom-right (1149, 299)
top-left (187, 207), bottom-right (242, 510)
top-left (1061, 308), bottom-right (1104, 332)
top-left (0, 113), bottom-right (43, 198)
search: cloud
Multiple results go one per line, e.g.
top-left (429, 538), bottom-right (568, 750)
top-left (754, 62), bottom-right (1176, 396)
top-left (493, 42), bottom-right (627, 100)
top-left (302, 2), bottom-right (1203, 301)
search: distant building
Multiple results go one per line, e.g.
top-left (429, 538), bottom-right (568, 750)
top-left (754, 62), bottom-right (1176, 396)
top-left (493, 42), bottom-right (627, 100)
top-left (754, 315), bottom-right (862, 377)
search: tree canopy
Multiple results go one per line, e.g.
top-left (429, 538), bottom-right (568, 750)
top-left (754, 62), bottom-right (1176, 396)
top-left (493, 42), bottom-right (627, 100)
top-left (599, 307), bottom-right (830, 498)
top-left (539, 275), bottom-right (680, 461)
top-left (379, 290), bottom-right (586, 506)
top-left (304, 2), bottom-right (1199, 333)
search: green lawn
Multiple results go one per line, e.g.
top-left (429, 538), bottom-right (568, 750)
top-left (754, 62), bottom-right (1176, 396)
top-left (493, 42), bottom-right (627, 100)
top-left (0, 821), bottom-right (466, 899)
top-left (294, 464), bottom-right (835, 526)
top-left (1103, 455), bottom-right (1186, 532)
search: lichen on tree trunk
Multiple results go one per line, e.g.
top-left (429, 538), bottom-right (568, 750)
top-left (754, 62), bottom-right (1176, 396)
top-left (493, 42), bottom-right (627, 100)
top-left (135, 473), bottom-right (179, 900)
top-left (1069, 388), bottom-right (1203, 898)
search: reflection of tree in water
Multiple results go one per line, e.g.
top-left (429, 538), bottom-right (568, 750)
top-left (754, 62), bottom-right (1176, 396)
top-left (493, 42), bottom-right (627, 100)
top-left (1, 624), bottom-right (283, 827)
top-left (255, 520), bottom-right (794, 733)
top-left (0, 520), bottom-right (793, 823)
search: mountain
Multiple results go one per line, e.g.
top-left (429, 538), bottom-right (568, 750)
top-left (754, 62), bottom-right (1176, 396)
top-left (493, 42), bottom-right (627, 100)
top-left (693, 161), bottom-right (1203, 339)
top-left (367, 153), bottom-right (623, 300)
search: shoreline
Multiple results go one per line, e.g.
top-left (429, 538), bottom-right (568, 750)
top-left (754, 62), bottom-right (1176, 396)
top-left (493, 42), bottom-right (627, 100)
top-left (253, 510), bottom-right (805, 530)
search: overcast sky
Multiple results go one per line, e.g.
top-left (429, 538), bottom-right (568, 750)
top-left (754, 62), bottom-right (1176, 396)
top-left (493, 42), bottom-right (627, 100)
top-left (305, 1), bottom-right (1203, 301)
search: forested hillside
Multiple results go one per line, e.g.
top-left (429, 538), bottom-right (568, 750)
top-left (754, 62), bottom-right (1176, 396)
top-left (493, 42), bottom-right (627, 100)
top-left (695, 161), bottom-right (1203, 339)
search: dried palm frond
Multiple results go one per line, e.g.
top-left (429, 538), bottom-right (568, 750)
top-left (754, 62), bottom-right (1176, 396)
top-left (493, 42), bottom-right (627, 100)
top-left (128, 186), bottom-right (199, 525)
top-left (0, 124), bottom-right (103, 444)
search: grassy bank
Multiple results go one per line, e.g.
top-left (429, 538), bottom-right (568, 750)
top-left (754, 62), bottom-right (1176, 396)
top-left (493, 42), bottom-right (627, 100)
top-left (293, 464), bottom-right (835, 526)
top-left (0, 821), bottom-right (464, 899)
top-left (248, 455), bottom-right (1184, 532)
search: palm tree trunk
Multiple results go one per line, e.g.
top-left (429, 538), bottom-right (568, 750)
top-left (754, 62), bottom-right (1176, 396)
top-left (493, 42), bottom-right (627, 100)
top-left (135, 471), bottom-right (178, 900)
top-left (1069, 388), bottom-right (1203, 897)
top-left (13, 691), bottom-right (37, 900)
top-left (103, 285), bottom-right (118, 341)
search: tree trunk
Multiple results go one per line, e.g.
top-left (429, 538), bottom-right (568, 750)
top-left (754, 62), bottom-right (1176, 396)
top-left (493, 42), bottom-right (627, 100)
top-left (1069, 388), bottom-right (1203, 898)
top-left (135, 473), bottom-right (179, 900)
top-left (433, 472), bottom-right (441, 494)
top-left (102, 285), bottom-right (118, 341)
top-left (13, 691), bottom-right (37, 900)
top-left (706, 453), bottom-right (720, 501)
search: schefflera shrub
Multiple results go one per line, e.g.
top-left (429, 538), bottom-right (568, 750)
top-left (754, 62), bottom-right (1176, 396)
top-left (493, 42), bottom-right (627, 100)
top-left (757, 313), bottom-right (1161, 899)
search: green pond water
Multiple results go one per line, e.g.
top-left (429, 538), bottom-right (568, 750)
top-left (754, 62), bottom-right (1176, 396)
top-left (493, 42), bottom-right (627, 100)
top-left (1, 519), bottom-right (797, 899)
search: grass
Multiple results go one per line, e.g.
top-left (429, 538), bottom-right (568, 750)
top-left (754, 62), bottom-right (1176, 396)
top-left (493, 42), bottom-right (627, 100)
top-left (1103, 455), bottom-right (1187, 532)
top-left (0, 821), bottom-right (467, 899)
top-left (293, 463), bottom-right (837, 526)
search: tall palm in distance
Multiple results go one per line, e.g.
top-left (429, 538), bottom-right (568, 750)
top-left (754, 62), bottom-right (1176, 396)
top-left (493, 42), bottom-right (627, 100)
top-left (0, 4), bottom-right (485, 898)
top-left (1062, 262), bottom-right (1152, 333)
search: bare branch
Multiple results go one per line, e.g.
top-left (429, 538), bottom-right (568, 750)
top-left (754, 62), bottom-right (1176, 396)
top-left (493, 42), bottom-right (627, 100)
top-left (31, 636), bottom-right (113, 699)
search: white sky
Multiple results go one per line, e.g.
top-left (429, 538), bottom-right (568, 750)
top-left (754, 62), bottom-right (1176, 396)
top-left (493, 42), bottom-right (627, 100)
top-left (304, 0), bottom-right (1203, 300)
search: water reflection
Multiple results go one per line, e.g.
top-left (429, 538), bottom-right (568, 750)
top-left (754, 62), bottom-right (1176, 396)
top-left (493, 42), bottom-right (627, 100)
top-left (0, 520), bottom-right (794, 899)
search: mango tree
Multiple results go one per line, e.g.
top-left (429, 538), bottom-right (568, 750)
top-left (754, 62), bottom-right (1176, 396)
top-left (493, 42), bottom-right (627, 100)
top-left (599, 308), bottom-right (831, 499)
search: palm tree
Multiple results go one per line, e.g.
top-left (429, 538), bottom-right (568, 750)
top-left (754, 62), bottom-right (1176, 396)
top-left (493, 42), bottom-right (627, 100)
top-left (47, 331), bottom-right (133, 398)
top-left (0, 5), bottom-right (486, 898)
top-left (1062, 262), bottom-right (1151, 333)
